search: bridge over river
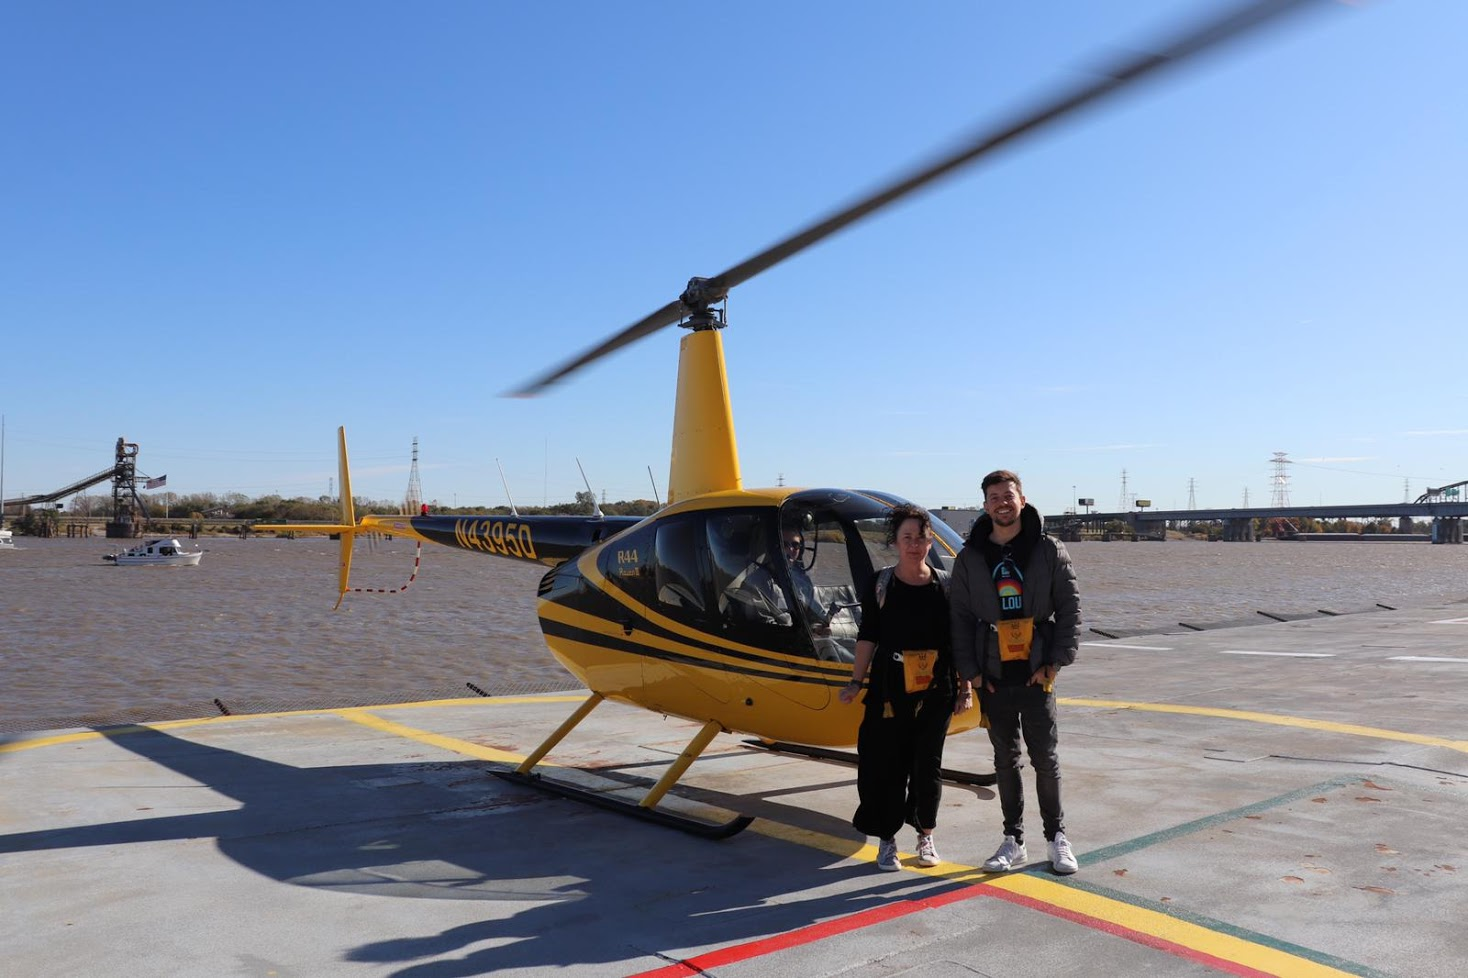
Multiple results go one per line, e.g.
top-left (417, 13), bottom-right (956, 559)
top-left (1041, 498), bottom-right (1468, 543)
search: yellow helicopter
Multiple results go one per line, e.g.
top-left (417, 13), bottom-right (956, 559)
top-left (257, 0), bottom-right (1331, 837)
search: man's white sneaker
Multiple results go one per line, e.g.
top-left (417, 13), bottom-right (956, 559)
top-left (876, 837), bottom-right (902, 871)
top-left (916, 833), bottom-right (940, 867)
top-left (982, 835), bottom-right (1027, 872)
top-left (1048, 831), bottom-right (1079, 875)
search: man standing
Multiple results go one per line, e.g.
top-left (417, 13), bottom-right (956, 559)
top-left (951, 470), bottom-right (1082, 875)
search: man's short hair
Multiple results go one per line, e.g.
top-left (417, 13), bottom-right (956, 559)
top-left (981, 469), bottom-right (1023, 495)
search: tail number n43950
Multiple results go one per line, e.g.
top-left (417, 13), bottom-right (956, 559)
top-left (455, 519), bottom-right (537, 560)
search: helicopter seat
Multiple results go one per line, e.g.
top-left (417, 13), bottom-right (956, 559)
top-left (658, 582), bottom-right (701, 610)
top-left (811, 583), bottom-right (860, 662)
top-left (813, 584), bottom-right (859, 631)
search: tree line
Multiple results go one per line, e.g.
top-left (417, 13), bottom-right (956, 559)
top-left (60, 489), bottom-right (658, 523)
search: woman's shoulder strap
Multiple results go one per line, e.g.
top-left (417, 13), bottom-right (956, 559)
top-left (875, 565), bottom-right (896, 608)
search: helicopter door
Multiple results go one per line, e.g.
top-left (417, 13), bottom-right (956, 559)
top-left (645, 513), bottom-right (734, 707)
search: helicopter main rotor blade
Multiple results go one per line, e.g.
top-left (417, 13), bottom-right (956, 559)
top-left (511, 297), bottom-right (686, 396)
top-left (511, 0), bottom-right (1332, 397)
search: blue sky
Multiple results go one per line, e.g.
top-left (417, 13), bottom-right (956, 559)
top-left (3, 1), bottom-right (1464, 519)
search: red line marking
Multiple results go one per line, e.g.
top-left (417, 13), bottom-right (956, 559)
top-left (625, 880), bottom-right (1281, 978)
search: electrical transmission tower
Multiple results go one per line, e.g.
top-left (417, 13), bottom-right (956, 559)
top-left (1119, 469), bottom-right (1129, 511)
top-left (402, 436), bottom-right (424, 515)
top-left (1269, 452), bottom-right (1291, 508)
top-left (1187, 477), bottom-right (1197, 510)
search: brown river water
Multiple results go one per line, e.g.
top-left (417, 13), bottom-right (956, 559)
top-left (3, 534), bottom-right (1467, 732)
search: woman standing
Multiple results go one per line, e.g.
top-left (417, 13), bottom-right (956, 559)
top-left (839, 503), bottom-right (973, 870)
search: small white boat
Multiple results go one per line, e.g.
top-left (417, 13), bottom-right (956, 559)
top-left (0, 527), bottom-right (13, 549)
top-left (103, 538), bottom-right (204, 567)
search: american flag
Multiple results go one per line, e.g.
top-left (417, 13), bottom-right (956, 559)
top-left (145, 475), bottom-right (167, 490)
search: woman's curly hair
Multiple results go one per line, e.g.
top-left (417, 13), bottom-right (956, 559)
top-left (884, 502), bottom-right (932, 545)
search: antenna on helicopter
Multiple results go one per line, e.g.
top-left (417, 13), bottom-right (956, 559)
top-left (496, 458), bottom-right (519, 516)
top-left (576, 458), bottom-right (604, 518)
top-left (647, 465), bottom-right (661, 509)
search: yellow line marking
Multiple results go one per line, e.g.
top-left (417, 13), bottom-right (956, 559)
top-left (1062, 696), bottom-right (1468, 753)
top-left (335, 708), bottom-right (526, 763)
top-left (0, 694), bottom-right (590, 754)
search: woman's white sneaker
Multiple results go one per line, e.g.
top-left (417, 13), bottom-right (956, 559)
top-left (916, 833), bottom-right (940, 867)
top-left (876, 837), bottom-right (902, 871)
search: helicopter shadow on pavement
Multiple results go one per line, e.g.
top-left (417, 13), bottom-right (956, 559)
top-left (4, 724), bottom-right (983, 977)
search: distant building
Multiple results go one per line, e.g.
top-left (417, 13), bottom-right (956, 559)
top-left (932, 507), bottom-right (981, 537)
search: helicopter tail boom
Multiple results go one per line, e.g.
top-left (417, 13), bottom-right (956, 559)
top-left (250, 427), bottom-right (647, 605)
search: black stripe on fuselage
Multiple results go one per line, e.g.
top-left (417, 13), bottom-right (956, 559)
top-left (538, 611), bottom-right (851, 687)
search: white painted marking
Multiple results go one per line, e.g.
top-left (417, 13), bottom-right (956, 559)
top-left (1218, 650), bottom-right (1335, 658)
top-left (1388, 655), bottom-right (1468, 663)
top-left (1429, 617), bottom-right (1468, 625)
top-left (1081, 642), bottom-right (1173, 651)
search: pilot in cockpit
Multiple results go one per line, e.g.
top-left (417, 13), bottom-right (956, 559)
top-left (783, 523), bottom-right (858, 663)
top-left (781, 527), bottom-right (830, 635)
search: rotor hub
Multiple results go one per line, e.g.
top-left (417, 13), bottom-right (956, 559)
top-left (679, 277), bottom-right (729, 329)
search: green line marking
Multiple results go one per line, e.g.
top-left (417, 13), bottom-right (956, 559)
top-left (1023, 774), bottom-right (1393, 978)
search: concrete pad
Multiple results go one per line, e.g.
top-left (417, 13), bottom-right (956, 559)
top-left (5, 604), bottom-right (1468, 977)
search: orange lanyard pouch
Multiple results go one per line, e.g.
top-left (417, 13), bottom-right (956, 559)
top-left (900, 649), bottom-right (938, 694)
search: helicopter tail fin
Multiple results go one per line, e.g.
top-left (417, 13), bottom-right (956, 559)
top-left (333, 426), bottom-right (357, 609)
top-left (250, 425), bottom-right (360, 609)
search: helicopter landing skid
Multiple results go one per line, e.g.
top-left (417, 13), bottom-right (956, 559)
top-left (493, 769), bottom-right (754, 839)
top-left (499, 696), bottom-right (753, 838)
top-left (741, 740), bottom-right (998, 787)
